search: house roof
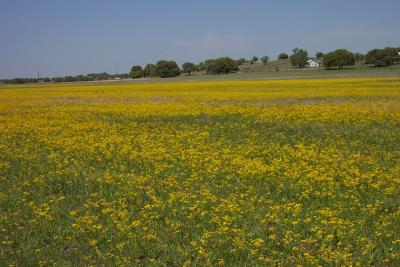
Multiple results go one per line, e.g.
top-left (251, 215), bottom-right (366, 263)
top-left (308, 58), bottom-right (322, 63)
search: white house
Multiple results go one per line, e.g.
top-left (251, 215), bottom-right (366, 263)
top-left (307, 59), bottom-right (320, 68)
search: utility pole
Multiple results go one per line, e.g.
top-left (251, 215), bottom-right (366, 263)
top-left (37, 69), bottom-right (40, 80)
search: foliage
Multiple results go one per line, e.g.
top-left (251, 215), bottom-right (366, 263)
top-left (236, 58), bottom-right (246, 65)
top-left (0, 78), bottom-right (39, 84)
top-left (365, 47), bottom-right (399, 67)
top-left (1, 78), bottom-right (399, 266)
top-left (354, 53), bottom-right (365, 63)
top-left (323, 49), bottom-right (355, 69)
top-left (278, 53), bottom-right (289, 59)
top-left (182, 62), bottom-right (197, 76)
top-left (315, 52), bottom-right (324, 59)
top-left (250, 56), bottom-right (259, 64)
top-left (130, 65), bottom-right (143, 79)
top-left (290, 48), bottom-right (308, 68)
top-left (204, 59), bottom-right (216, 74)
top-left (0, 72), bottom-right (131, 84)
top-left (143, 64), bottom-right (157, 77)
top-left (197, 62), bottom-right (207, 72)
top-left (155, 60), bottom-right (181, 78)
top-left (206, 57), bottom-right (239, 74)
top-left (260, 56), bottom-right (269, 64)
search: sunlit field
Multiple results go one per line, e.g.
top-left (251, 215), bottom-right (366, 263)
top-left (1, 78), bottom-right (399, 266)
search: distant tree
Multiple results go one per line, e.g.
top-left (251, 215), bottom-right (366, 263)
top-left (315, 52), bottom-right (324, 59)
top-left (365, 47), bottom-right (399, 67)
top-left (290, 48), bottom-right (308, 68)
top-left (384, 47), bottom-right (399, 62)
top-left (155, 60), bottom-right (181, 78)
top-left (182, 62), bottom-right (196, 76)
top-left (207, 57), bottom-right (239, 74)
top-left (204, 59), bottom-right (216, 74)
top-left (94, 72), bottom-right (111, 80)
top-left (130, 65), bottom-right (143, 79)
top-left (2, 78), bottom-right (38, 84)
top-left (354, 53), bottom-right (365, 63)
top-left (250, 56), bottom-right (259, 64)
top-left (278, 53), bottom-right (289, 60)
top-left (64, 76), bottom-right (77, 82)
top-left (260, 56), bottom-right (269, 64)
top-left (143, 64), bottom-right (157, 77)
top-left (323, 49), bottom-right (355, 69)
top-left (197, 62), bottom-right (207, 72)
top-left (236, 58), bottom-right (246, 65)
top-left (365, 49), bottom-right (388, 67)
top-left (52, 77), bottom-right (65, 83)
top-left (118, 73), bottom-right (130, 79)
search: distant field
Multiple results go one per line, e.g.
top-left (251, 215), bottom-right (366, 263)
top-left (1, 78), bottom-right (400, 265)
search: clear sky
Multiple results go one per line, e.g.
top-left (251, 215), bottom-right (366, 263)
top-left (1, 0), bottom-right (399, 78)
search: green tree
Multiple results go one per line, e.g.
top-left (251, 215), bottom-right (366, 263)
top-left (64, 76), bottom-right (77, 82)
top-left (236, 58), bottom-right (246, 65)
top-left (323, 49), bottom-right (355, 69)
top-left (155, 60), bottom-right (181, 78)
top-left (354, 53), bottom-right (364, 63)
top-left (290, 48), bottom-right (308, 68)
top-left (182, 62), bottom-right (196, 76)
top-left (143, 64), bottom-right (157, 77)
top-left (207, 57), bottom-right (238, 74)
top-left (197, 62), bottom-right (207, 72)
top-left (365, 47), bottom-right (399, 67)
top-left (260, 56), bottom-right (269, 64)
top-left (278, 53), bottom-right (289, 60)
top-left (130, 65), bottom-right (143, 79)
top-left (315, 52), bottom-right (324, 59)
top-left (204, 59), bottom-right (216, 74)
top-left (250, 56), bottom-right (258, 64)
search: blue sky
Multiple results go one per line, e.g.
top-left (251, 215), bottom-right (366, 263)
top-left (1, 0), bottom-right (399, 78)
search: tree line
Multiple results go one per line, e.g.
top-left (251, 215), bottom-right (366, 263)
top-left (1, 46), bottom-right (399, 84)
top-left (0, 72), bottom-right (129, 84)
top-left (288, 47), bottom-right (399, 69)
top-left (129, 57), bottom-right (240, 79)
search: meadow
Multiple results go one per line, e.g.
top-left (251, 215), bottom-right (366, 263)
top-left (0, 78), bottom-right (399, 266)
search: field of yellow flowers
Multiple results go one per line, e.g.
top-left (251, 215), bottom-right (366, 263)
top-left (1, 78), bottom-right (399, 266)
